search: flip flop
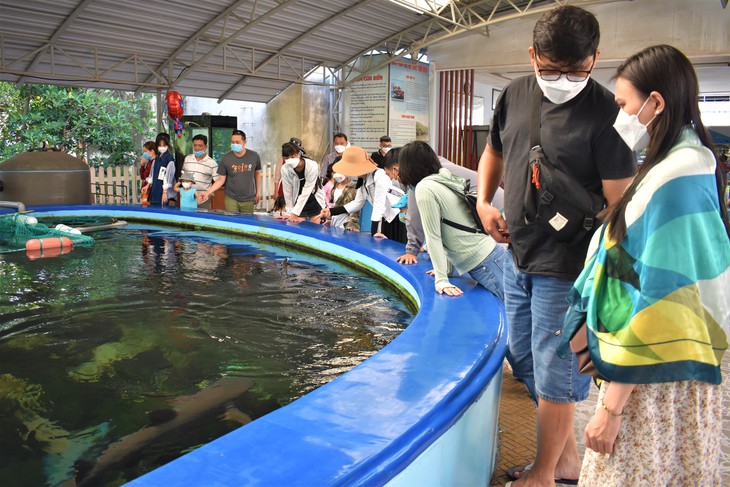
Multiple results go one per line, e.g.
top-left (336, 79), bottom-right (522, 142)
top-left (506, 463), bottom-right (532, 481)
top-left (505, 482), bottom-right (578, 487)
top-left (506, 463), bottom-right (578, 485)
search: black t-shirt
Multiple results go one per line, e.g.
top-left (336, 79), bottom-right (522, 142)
top-left (490, 75), bottom-right (636, 279)
top-left (295, 166), bottom-right (306, 196)
top-left (371, 151), bottom-right (386, 168)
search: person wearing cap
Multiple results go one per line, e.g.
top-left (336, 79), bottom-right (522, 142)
top-left (370, 135), bottom-right (393, 169)
top-left (319, 146), bottom-right (392, 238)
top-left (182, 134), bottom-right (218, 209)
top-left (392, 193), bottom-right (408, 226)
top-left (279, 141), bottom-right (326, 222)
top-left (173, 171), bottom-right (198, 211)
top-left (320, 132), bottom-right (349, 180)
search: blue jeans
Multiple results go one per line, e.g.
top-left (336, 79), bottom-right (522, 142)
top-left (503, 250), bottom-right (590, 403)
top-left (468, 245), bottom-right (506, 301)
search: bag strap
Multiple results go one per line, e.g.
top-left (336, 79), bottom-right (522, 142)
top-left (430, 179), bottom-right (483, 234)
top-left (441, 217), bottom-right (482, 234)
top-left (530, 83), bottom-right (542, 149)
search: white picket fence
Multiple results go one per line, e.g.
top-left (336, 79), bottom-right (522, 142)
top-left (89, 163), bottom-right (277, 210)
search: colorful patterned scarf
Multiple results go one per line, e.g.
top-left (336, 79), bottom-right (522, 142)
top-left (561, 128), bottom-right (730, 385)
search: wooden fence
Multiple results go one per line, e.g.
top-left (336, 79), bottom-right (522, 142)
top-left (89, 163), bottom-right (278, 210)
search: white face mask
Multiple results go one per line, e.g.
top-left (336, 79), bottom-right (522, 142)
top-left (613, 97), bottom-right (656, 152)
top-left (334, 145), bottom-right (346, 154)
top-left (381, 146), bottom-right (391, 154)
top-left (284, 157), bottom-right (300, 168)
top-left (535, 75), bottom-right (590, 105)
top-left (333, 173), bottom-right (346, 183)
top-left (182, 182), bottom-right (192, 189)
top-left (158, 146), bottom-right (168, 153)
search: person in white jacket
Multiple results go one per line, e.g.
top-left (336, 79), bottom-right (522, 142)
top-left (319, 146), bottom-right (393, 238)
top-left (280, 141), bottom-right (326, 222)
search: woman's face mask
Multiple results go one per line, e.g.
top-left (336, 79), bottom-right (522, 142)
top-left (613, 96), bottom-right (657, 152)
top-left (158, 146), bottom-right (168, 153)
top-left (284, 157), bottom-right (300, 168)
top-left (333, 173), bottom-right (346, 183)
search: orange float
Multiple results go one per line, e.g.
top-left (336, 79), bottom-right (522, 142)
top-left (25, 237), bottom-right (74, 260)
top-left (25, 237), bottom-right (74, 252)
top-left (26, 246), bottom-right (73, 260)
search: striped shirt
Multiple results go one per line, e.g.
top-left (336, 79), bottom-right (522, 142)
top-left (182, 154), bottom-right (218, 192)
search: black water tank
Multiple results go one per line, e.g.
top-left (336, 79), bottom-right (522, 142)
top-left (0, 149), bottom-right (92, 205)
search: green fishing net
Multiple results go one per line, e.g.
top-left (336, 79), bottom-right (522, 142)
top-left (0, 213), bottom-right (95, 253)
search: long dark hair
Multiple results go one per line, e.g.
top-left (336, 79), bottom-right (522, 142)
top-left (606, 44), bottom-right (730, 242)
top-left (281, 142), bottom-right (303, 159)
top-left (398, 141), bottom-right (442, 188)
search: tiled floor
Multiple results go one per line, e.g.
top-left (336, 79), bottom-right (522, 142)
top-left (490, 357), bottom-right (730, 486)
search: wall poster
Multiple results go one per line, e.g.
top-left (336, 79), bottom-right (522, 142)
top-left (388, 60), bottom-right (430, 147)
top-left (345, 58), bottom-right (430, 154)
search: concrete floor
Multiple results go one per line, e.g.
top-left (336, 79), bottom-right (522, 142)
top-left (490, 357), bottom-right (730, 486)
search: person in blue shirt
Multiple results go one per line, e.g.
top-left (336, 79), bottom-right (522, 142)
top-left (173, 172), bottom-right (198, 211)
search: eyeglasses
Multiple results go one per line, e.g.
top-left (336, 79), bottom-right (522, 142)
top-left (535, 55), bottom-right (595, 82)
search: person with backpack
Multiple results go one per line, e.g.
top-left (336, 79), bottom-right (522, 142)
top-left (398, 141), bottom-right (505, 299)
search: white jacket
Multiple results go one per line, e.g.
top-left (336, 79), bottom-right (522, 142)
top-left (343, 168), bottom-right (392, 222)
top-left (281, 158), bottom-right (326, 216)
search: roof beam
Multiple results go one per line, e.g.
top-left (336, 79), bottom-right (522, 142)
top-left (340, 0), bottom-right (628, 87)
top-left (170, 0), bottom-right (300, 90)
top-left (135, 0), bottom-right (252, 93)
top-left (15, 0), bottom-right (94, 87)
top-left (217, 0), bottom-right (378, 103)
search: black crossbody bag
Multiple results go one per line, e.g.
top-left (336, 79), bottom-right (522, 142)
top-left (524, 85), bottom-right (606, 245)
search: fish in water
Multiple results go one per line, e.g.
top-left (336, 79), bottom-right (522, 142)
top-left (72, 377), bottom-right (254, 486)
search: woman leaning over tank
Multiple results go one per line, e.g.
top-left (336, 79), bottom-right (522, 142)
top-left (279, 141), bottom-right (326, 223)
top-left (560, 45), bottom-right (730, 486)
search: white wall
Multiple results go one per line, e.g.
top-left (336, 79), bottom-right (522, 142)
top-left (428, 0), bottom-right (730, 94)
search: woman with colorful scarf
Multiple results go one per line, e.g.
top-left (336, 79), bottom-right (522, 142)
top-left (561, 45), bottom-right (730, 485)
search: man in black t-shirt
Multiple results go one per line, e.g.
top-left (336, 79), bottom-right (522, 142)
top-left (370, 135), bottom-right (393, 168)
top-left (476, 6), bottom-right (635, 486)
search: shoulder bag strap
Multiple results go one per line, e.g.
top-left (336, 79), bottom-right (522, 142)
top-left (530, 83), bottom-right (542, 149)
top-left (441, 217), bottom-right (482, 234)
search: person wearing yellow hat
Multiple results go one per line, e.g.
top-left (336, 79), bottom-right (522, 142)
top-left (318, 146), bottom-right (394, 238)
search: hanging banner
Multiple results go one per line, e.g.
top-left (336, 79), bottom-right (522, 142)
top-left (388, 61), bottom-right (430, 147)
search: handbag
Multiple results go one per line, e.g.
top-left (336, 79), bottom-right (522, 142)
top-left (569, 323), bottom-right (603, 379)
top-left (524, 85), bottom-right (606, 245)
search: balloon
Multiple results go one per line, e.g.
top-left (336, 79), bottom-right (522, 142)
top-left (165, 90), bottom-right (185, 137)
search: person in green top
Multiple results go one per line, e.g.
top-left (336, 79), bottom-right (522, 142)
top-left (398, 141), bottom-right (506, 299)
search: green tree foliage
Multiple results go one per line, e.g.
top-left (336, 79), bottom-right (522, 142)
top-left (0, 82), bottom-right (154, 166)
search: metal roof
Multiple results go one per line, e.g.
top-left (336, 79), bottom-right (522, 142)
top-left (0, 0), bottom-right (615, 103)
